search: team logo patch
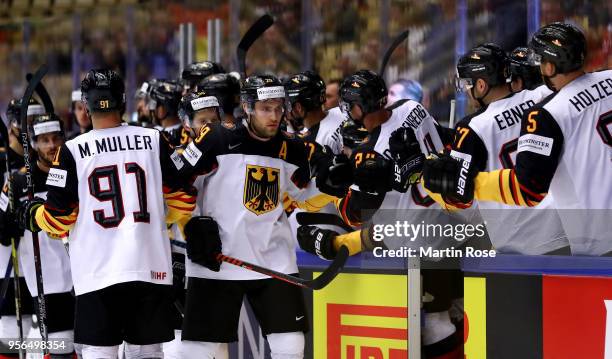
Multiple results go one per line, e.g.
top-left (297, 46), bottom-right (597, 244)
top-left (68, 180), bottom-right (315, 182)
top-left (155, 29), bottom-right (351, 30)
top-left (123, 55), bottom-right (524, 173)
top-left (243, 165), bottom-right (280, 215)
top-left (517, 133), bottom-right (553, 156)
top-left (46, 168), bottom-right (68, 188)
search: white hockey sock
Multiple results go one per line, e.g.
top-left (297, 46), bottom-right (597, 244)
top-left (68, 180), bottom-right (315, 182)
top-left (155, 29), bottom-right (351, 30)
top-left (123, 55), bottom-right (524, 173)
top-left (267, 332), bottom-right (305, 359)
top-left (81, 344), bottom-right (120, 359)
top-left (423, 311), bottom-right (456, 346)
top-left (180, 341), bottom-right (228, 359)
top-left (123, 342), bottom-right (163, 359)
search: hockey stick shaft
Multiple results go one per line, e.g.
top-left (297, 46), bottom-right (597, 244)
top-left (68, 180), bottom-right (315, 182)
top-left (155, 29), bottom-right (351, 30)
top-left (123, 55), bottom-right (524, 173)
top-left (20, 65), bottom-right (50, 354)
top-left (379, 29), bottom-right (410, 76)
top-left (0, 118), bottom-right (14, 315)
top-left (0, 118), bottom-right (25, 358)
top-left (216, 245), bottom-right (349, 290)
top-left (236, 14), bottom-right (274, 78)
top-left (26, 73), bottom-right (54, 114)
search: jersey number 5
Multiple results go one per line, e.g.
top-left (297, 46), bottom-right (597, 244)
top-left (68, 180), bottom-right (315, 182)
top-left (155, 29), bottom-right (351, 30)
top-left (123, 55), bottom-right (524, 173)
top-left (88, 163), bottom-right (150, 228)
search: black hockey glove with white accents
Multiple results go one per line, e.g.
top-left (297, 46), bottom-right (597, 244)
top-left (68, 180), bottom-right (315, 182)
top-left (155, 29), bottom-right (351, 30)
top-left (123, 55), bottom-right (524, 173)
top-left (315, 152), bottom-right (353, 198)
top-left (353, 153), bottom-right (392, 195)
top-left (422, 154), bottom-right (476, 204)
top-left (184, 216), bottom-right (222, 272)
top-left (17, 198), bottom-right (44, 233)
top-left (388, 127), bottom-right (425, 193)
top-left (297, 225), bottom-right (338, 260)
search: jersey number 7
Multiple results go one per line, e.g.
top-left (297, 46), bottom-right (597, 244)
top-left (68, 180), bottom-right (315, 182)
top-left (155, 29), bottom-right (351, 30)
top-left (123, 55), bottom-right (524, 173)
top-left (88, 163), bottom-right (150, 228)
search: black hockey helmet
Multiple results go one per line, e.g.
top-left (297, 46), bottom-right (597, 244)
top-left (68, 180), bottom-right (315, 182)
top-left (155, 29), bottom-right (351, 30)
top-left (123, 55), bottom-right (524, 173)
top-left (148, 79), bottom-right (183, 116)
top-left (283, 70), bottom-right (326, 111)
top-left (339, 70), bottom-right (387, 120)
top-left (456, 43), bottom-right (510, 91)
top-left (197, 73), bottom-right (241, 115)
top-left (340, 119), bottom-right (369, 149)
top-left (509, 47), bottom-right (543, 90)
top-left (6, 97), bottom-right (44, 124)
top-left (240, 74), bottom-right (288, 113)
top-left (181, 61), bottom-right (225, 88)
top-left (178, 90), bottom-right (221, 126)
top-left (528, 22), bottom-right (586, 74)
top-left (81, 69), bottom-right (126, 113)
top-left (29, 113), bottom-right (64, 148)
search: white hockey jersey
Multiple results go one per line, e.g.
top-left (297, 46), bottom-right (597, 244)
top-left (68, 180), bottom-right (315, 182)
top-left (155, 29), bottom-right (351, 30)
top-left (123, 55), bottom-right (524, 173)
top-left (528, 71), bottom-right (612, 254)
top-left (451, 86), bottom-right (568, 254)
top-left (43, 126), bottom-right (178, 295)
top-left (182, 122), bottom-right (327, 280)
top-left (0, 166), bottom-right (72, 294)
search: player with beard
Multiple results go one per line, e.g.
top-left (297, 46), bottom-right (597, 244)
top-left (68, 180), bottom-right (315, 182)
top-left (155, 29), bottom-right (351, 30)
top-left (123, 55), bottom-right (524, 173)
top-left (178, 74), bottom-right (335, 359)
top-left (1, 113), bottom-right (78, 357)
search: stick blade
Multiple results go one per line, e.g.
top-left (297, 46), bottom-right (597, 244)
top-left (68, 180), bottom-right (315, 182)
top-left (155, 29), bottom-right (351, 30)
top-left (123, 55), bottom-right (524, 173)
top-left (308, 246), bottom-right (349, 290)
top-left (379, 29), bottom-right (410, 76)
top-left (236, 14), bottom-right (274, 76)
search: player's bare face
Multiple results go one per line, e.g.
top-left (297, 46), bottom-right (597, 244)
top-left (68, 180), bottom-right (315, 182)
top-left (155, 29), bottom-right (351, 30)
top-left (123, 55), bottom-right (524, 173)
top-left (325, 83), bottom-right (340, 110)
top-left (74, 101), bottom-right (91, 129)
top-left (192, 108), bottom-right (220, 133)
top-left (36, 132), bottom-right (64, 166)
top-left (251, 99), bottom-right (284, 138)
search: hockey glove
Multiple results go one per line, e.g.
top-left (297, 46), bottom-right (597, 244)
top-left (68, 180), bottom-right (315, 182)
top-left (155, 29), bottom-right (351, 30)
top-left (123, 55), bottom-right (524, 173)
top-left (353, 154), bottom-right (392, 195)
top-left (422, 154), bottom-right (476, 204)
top-left (0, 211), bottom-right (23, 246)
top-left (297, 225), bottom-right (338, 260)
top-left (184, 216), bottom-right (222, 272)
top-left (315, 153), bottom-right (353, 198)
top-left (17, 198), bottom-right (44, 233)
top-left (388, 127), bottom-right (425, 193)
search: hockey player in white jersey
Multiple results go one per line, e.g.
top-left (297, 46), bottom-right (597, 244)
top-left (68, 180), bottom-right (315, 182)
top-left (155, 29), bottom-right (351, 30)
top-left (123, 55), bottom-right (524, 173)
top-left (298, 70), bottom-right (464, 358)
top-left (17, 69), bottom-right (196, 359)
top-left (282, 71), bottom-right (347, 237)
top-left (446, 42), bottom-right (568, 254)
top-left (178, 74), bottom-right (336, 359)
top-left (283, 70), bottom-right (345, 155)
top-left (424, 22), bottom-right (612, 255)
top-left (1, 113), bottom-right (77, 357)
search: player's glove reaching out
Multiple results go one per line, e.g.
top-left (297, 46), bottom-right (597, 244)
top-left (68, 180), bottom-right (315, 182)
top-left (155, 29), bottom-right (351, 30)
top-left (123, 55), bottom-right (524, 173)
top-left (184, 216), bottom-right (223, 272)
top-left (315, 150), bottom-right (353, 198)
top-left (388, 127), bottom-right (425, 193)
top-left (17, 197), bottom-right (45, 233)
top-left (353, 153), bottom-right (392, 195)
top-left (297, 225), bottom-right (338, 260)
top-left (422, 154), bottom-right (477, 204)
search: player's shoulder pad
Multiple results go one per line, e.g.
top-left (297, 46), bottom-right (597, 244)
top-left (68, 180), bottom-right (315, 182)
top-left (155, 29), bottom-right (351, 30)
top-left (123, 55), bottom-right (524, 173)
top-left (193, 122), bottom-right (229, 146)
top-left (455, 105), bottom-right (488, 130)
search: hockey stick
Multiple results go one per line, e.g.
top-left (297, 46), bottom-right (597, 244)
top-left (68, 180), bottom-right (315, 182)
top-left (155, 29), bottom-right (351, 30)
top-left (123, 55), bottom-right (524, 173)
top-left (20, 65), bottom-right (51, 358)
top-left (216, 247), bottom-right (348, 290)
top-left (0, 117), bottom-right (25, 359)
top-left (378, 29), bottom-right (410, 76)
top-left (296, 212), bottom-right (354, 232)
top-left (236, 14), bottom-right (274, 78)
top-left (26, 72), bottom-right (55, 114)
top-left (170, 239), bottom-right (348, 290)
